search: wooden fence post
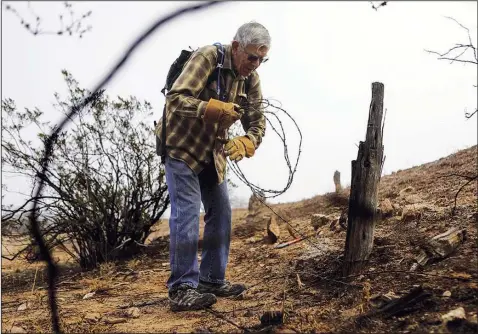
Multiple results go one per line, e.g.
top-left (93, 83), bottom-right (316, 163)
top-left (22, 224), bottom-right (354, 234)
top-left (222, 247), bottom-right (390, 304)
top-left (333, 170), bottom-right (342, 193)
top-left (343, 82), bottom-right (385, 276)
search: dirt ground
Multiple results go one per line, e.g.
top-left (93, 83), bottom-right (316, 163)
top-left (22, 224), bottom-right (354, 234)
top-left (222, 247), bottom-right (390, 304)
top-left (2, 145), bottom-right (477, 333)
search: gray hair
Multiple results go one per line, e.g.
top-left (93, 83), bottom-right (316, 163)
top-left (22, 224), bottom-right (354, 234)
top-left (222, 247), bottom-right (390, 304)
top-left (233, 21), bottom-right (271, 49)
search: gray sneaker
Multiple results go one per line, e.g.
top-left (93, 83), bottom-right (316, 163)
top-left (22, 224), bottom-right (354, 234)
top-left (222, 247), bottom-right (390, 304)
top-left (168, 284), bottom-right (217, 312)
top-left (197, 280), bottom-right (247, 297)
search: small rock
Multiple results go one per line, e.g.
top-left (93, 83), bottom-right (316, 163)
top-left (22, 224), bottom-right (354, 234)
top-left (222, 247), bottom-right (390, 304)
top-left (84, 312), bottom-right (101, 323)
top-left (245, 237), bottom-right (257, 244)
top-left (125, 307), bottom-right (140, 318)
top-left (399, 186), bottom-right (416, 198)
top-left (266, 215), bottom-right (280, 243)
top-left (9, 326), bottom-right (27, 333)
top-left (379, 199), bottom-right (394, 218)
top-left (404, 194), bottom-right (422, 204)
top-left (83, 291), bottom-right (96, 300)
top-left (442, 291), bottom-right (451, 297)
top-left (392, 203), bottom-right (401, 213)
top-left (161, 262), bottom-right (168, 267)
top-left (370, 291), bottom-right (399, 308)
top-left (384, 291), bottom-right (399, 299)
top-left (442, 307), bottom-right (466, 324)
top-left (104, 317), bottom-right (127, 325)
top-left (17, 302), bottom-right (28, 311)
top-left (310, 214), bottom-right (331, 230)
top-left (401, 204), bottom-right (422, 222)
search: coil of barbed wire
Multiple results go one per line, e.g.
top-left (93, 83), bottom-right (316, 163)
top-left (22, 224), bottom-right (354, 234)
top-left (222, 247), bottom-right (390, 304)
top-left (228, 98), bottom-right (302, 199)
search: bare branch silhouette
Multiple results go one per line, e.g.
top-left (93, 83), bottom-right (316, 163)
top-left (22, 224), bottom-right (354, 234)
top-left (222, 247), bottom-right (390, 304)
top-left (369, 1), bottom-right (388, 11)
top-left (3, 1), bottom-right (93, 38)
top-left (425, 16), bottom-right (477, 65)
top-left (425, 16), bottom-right (477, 119)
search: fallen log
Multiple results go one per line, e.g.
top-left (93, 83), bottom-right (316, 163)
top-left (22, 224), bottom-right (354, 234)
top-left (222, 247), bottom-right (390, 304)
top-left (358, 285), bottom-right (431, 321)
top-left (412, 227), bottom-right (466, 269)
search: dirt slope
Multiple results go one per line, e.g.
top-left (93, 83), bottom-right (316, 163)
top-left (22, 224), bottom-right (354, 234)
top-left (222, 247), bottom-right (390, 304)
top-left (2, 145), bottom-right (477, 333)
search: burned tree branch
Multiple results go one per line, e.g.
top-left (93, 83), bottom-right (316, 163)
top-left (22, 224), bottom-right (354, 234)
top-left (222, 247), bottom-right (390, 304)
top-left (465, 109), bottom-right (477, 119)
top-left (451, 175), bottom-right (477, 215)
top-left (436, 172), bottom-right (478, 215)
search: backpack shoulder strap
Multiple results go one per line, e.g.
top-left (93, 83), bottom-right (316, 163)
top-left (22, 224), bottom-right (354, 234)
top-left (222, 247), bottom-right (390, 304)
top-left (212, 43), bottom-right (226, 101)
top-left (244, 76), bottom-right (251, 96)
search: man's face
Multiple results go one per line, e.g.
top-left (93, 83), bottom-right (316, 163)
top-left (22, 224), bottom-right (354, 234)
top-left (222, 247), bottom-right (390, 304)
top-left (232, 41), bottom-right (269, 77)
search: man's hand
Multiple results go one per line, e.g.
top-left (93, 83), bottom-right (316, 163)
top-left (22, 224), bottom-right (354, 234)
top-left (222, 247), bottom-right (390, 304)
top-left (224, 136), bottom-right (255, 162)
top-left (203, 98), bottom-right (242, 130)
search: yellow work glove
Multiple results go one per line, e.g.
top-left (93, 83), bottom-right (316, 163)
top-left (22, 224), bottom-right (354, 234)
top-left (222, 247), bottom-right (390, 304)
top-left (203, 98), bottom-right (242, 130)
top-left (224, 136), bottom-right (255, 162)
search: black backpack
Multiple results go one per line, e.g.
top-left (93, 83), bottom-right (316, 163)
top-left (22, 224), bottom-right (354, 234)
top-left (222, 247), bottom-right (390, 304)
top-left (156, 43), bottom-right (250, 163)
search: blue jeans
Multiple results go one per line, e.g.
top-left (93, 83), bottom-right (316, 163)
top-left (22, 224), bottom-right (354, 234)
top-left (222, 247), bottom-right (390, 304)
top-left (165, 156), bottom-right (232, 291)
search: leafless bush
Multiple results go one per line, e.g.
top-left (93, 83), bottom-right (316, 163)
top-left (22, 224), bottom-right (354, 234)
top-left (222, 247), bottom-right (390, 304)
top-left (1, 70), bottom-right (169, 269)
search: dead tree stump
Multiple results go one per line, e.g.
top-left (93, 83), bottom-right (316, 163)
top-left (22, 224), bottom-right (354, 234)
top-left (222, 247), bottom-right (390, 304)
top-left (333, 170), bottom-right (342, 193)
top-left (343, 82), bottom-right (385, 276)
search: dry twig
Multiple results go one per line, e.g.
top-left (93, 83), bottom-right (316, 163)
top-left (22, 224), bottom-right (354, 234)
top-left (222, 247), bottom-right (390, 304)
top-left (205, 308), bottom-right (249, 332)
top-left (369, 1), bottom-right (388, 11)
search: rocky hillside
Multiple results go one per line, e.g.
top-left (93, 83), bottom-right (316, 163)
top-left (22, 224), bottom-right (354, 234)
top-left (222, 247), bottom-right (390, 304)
top-left (1, 145), bottom-right (476, 333)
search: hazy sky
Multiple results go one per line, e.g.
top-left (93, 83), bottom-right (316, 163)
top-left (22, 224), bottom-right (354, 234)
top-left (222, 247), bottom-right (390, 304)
top-left (2, 1), bottom-right (477, 214)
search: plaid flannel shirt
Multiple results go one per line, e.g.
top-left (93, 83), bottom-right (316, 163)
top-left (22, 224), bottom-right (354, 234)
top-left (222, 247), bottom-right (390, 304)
top-left (154, 44), bottom-right (266, 184)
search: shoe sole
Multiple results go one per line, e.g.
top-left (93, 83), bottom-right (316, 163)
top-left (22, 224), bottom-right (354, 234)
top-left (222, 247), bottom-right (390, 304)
top-left (169, 296), bottom-right (217, 312)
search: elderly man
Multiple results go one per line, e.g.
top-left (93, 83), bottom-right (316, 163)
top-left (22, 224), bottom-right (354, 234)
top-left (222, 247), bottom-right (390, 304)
top-left (156, 22), bottom-right (270, 312)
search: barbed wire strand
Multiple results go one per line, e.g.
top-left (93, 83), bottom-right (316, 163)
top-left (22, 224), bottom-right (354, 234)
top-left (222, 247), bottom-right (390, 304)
top-left (228, 99), bottom-right (327, 251)
top-left (229, 99), bottom-right (302, 198)
top-left (27, 2), bottom-right (225, 332)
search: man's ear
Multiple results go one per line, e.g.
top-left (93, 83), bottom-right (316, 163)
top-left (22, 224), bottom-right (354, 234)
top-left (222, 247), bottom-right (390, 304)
top-left (231, 41), bottom-right (240, 54)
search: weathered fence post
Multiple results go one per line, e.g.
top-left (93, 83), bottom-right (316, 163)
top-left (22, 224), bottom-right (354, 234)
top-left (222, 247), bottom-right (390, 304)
top-left (333, 170), bottom-right (342, 193)
top-left (343, 82), bottom-right (385, 276)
